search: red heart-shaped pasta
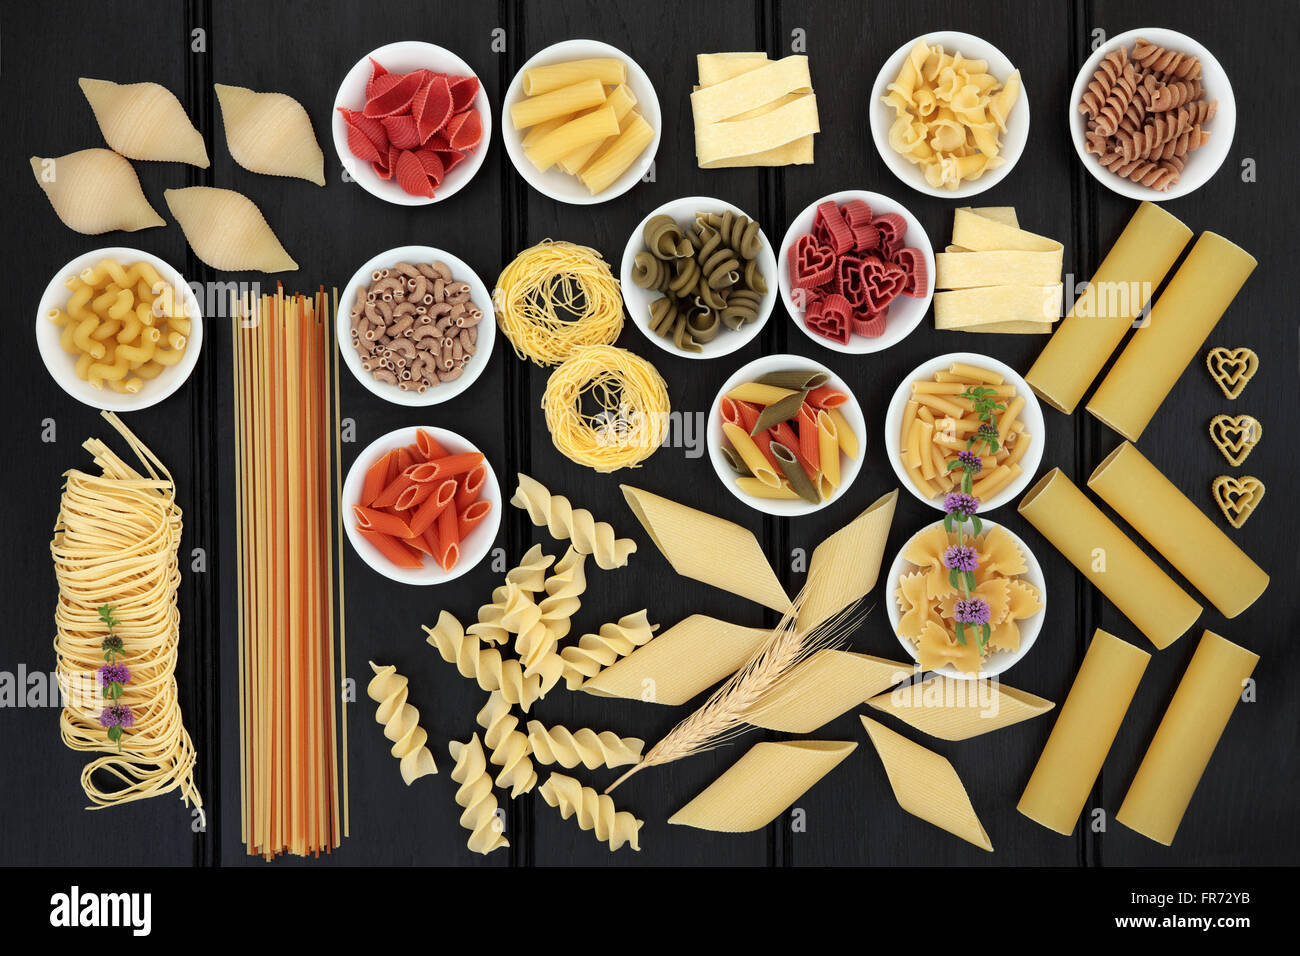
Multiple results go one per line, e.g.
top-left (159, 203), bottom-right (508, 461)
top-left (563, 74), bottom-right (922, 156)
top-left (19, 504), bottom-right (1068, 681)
top-left (789, 234), bottom-right (835, 291)
top-left (894, 247), bottom-right (929, 297)
top-left (813, 201), bottom-right (854, 254)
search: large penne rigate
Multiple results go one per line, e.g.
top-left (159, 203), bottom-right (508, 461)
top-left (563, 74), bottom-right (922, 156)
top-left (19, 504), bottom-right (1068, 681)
top-left (869, 676), bottom-right (1054, 741)
top-left (1086, 231), bottom-right (1258, 441)
top-left (1016, 629), bottom-right (1149, 835)
top-left (1116, 631), bottom-right (1259, 846)
top-left (1088, 442), bottom-right (1268, 618)
top-left (1025, 202), bottom-right (1191, 414)
top-left (1017, 468), bottom-right (1201, 649)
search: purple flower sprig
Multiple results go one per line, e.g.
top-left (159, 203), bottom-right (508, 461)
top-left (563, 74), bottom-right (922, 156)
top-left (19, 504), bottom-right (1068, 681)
top-left (96, 605), bottom-right (132, 751)
top-left (953, 597), bottom-right (993, 650)
top-left (943, 544), bottom-right (979, 594)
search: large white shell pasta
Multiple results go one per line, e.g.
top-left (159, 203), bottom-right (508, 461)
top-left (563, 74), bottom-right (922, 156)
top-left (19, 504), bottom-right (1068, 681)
top-left (79, 78), bottom-right (209, 167)
top-left (30, 149), bottom-right (165, 234)
top-left (165, 186), bottom-right (298, 273)
top-left (214, 83), bottom-right (325, 185)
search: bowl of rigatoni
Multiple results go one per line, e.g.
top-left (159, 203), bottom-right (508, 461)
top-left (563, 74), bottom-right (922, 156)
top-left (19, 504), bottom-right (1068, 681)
top-left (502, 39), bottom-right (661, 204)
top-left (708, 353), bottom-right (866, 517)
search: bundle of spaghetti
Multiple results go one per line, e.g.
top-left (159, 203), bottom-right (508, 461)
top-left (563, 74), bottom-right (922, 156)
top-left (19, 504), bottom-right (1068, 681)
top-left (494, 240), bottom-right (623, 366)
top-left (232, 287), bottom-right (347, 860)
top-left (541, 344), bottom-right (670, 472)
top-left (51, 412), bottom-right (203, 819)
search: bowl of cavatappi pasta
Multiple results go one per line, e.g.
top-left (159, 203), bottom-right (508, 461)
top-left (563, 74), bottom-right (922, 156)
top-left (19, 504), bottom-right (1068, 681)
top-left (36, 247), bottom-right (203, 412)
top-left (886, 517), bottom-right (1047, 680)
top-left (870, 32), bottom-right (1029, 198)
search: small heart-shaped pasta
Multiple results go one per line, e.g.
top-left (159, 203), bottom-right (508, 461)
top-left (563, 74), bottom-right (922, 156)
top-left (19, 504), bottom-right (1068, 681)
top-left (30, 149), bottom-right (165, 234)
top-left (165, 186), bottom-right (297, 273)
top-left (1211, 475), bottom-right (1265, 529)
top-left (214, 83), bottom-right (325, 185)
top-left (79, 78), bottom-right (209, 167)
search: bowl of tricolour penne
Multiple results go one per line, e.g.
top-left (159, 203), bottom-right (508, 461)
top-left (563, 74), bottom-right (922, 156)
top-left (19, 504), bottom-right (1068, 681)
top-left (884, 352), bottom-right (1044, 513)
top-left (502, 39), bottom-right (661, 204)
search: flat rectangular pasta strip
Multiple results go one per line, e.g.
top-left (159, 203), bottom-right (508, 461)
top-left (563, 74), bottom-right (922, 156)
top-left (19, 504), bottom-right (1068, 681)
top-left (749, 650), bottom-right (912, 733)
top-left (690, 55), bottom-right (813, 125)
top-left (1017, 468), bottom-right (1201, 649)
top-left (1086, 232), bottom-right (1257, 442)
top-left (696, 52), bottom-right (770, 86)
top-left (797, 489), bottom-right (897, 632)
top-left (860, 717), bottom-right (992, 851)
top-left (695, 94), bottom-right (820, 168)
top-left (868, 675), bottom-right (1054, 741)
top-left (668, 740), bottom-right (856, 832)
top-left (935, 250), bottom-right (1064, 288)
top-left (950, 207), bottom-right (1062, 253)
top-left (1017, 629), bottom-right (1150, 835)
top-left (1116, 630), bottom-right (1258, 846)
top-left (1025, 202), bottom-right (1192, 414)
top-left (941, 319), bottom-right (1054, 334)
top-left (700, 136), bottom-right (815, 167)
top-left (579, 614), bottom-right (769, 705)
top-left (933, 284), bottom-right (1063, 325)
top-left (1088, 442), bottom-right (1268, 618)
top-left (621, 485), bottom-right (791, 611)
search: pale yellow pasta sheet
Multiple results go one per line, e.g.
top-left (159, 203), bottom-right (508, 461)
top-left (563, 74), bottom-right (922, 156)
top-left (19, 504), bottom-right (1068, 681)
top-left (950, 208), bottom-right (1061, 253)
top-left (868, 675), bottom-right (1054, 741)
top-left (668, 740), bottom-right (856, 832)
top-left (933, 284), bottom-right (1063, 326)
top-left (935, 250), bottom-right (1064, 288)
top-left (695, 94), bottom-right (820, 168)
top-left (690, 55), bottom-right (813, 125)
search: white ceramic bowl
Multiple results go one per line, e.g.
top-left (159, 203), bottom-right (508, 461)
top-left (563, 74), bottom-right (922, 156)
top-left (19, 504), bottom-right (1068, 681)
top-left (778, 189), bottom-right (934, 355)
top-left (1068, 27), bottom-right (1234, 201)
top-left (36, 247), bottom-right (203, 412)
top-left (885, 517), bottom-right (1046, 680)
top-left (708, 353), bottom-right (866, 517)
top-left (621, 196), bottom-right (777, 360)
top-left (501, 39), bottom-right (661, 205)
top-left (338, 245), bottom-right (496, 406)
top-left (884, 351), bottom-right (1045, 514)
top-left (332, 40), bottom-right (492, 206)
top-left (870, 31), bottom-right (1030, 199)
top-left (342, 426), bottom-right (501, 585)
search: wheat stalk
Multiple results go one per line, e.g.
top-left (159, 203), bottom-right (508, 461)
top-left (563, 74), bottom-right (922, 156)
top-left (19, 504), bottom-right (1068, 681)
top-left (605, 586), bottom-right (864, 793)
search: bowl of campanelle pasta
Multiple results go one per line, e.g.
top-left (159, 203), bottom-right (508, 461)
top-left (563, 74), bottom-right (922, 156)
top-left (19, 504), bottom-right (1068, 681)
top-left (885, 517), bottom-right (1047, 680)
top-left (708, 353), bottom-right (866, 518)
top-left (338, 244), bottom-right (496, 407)
top-left (620, 196), bottom-right (778, 360)
top-left (502, 38), bottom-right (661, 205)
top-left (884, 352), bottom-right (1045, 513)
top-left (869, 32), bottom-right (1030, 199)
top-left (36, 247), bottom-right (204, 412)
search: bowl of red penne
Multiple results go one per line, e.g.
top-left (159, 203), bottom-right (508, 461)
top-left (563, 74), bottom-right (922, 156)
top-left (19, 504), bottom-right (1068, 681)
top-left (342, 426), bottom-right (501, 585)
top-left (884, 352), bottom-right (1044, 513)
top-left (709, 353), bottom-right (866, 517)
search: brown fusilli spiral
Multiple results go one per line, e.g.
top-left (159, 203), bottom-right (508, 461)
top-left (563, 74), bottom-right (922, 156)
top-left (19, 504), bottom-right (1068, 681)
top-left (1132, 37), bottom-right (1202, 80)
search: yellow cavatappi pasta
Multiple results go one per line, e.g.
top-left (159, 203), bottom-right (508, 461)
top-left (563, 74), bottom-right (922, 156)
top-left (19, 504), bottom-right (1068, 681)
top-left (868, 675), bottom-right (1054, 741)
top-left (559, 610), bottom-right (657, 689)
top-left (510, 473), bottom-right (637, 570)
top-left (668, 740), bottom-right (855, 832)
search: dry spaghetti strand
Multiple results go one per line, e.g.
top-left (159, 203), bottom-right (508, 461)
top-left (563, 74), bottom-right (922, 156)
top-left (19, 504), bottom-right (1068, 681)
top-left (542, 344), bottom-right (670, 472)
top-left (51, 412), bottom-right (204, 821)
top-left (494, 240), bottom-right (624, 366)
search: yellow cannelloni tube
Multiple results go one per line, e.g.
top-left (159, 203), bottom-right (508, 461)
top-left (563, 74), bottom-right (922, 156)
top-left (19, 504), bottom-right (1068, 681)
top-left (1116, 630), bottom-right (1259, 846)
top-left (1017, 468), bottom-right (1201, 649)
top-left (1086, 232), bottom-right (1258, 442)
top-left (1088, 442), bottom-right (1269, 618)
top-left (1025, 202), bottom-right (1191, 414)
top-left (1017, 629), bottom-right (1149, 835)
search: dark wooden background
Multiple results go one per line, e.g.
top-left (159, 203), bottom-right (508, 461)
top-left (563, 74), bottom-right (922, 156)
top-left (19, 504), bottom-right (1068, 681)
top-left (3, 0), bottom-right (1296, 868)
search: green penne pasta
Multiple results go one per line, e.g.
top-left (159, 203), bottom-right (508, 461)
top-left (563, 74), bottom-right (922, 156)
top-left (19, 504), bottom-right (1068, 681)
top-left (755, 369), bottom-right (830, 390)
top-left (720, 445), bottom-right (751, 477)
top-left (751, 390), bottom-right (808, 435)
top-left (769, 441), bottom-right (820, 504)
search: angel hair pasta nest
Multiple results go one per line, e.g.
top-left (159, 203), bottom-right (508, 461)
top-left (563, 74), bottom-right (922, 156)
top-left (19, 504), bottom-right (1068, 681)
top-left (542, 345), bottom-right (669, 472)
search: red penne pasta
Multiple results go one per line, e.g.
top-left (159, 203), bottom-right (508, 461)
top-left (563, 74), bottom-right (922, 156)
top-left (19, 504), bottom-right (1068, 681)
top-left (406, 528), bottom-right (436, 556)
top-left (771, 421), bottom-right (816, 476)
top-left (435, 503), bottom-right (461, 571)
top-left (394, 479), bottom-right (438, 511)
top-left (733, 400), bottom-right (762, 433)
top-left (370, 472), bottom-right (417, 509)
top-left (458, 499), bottom-right (492, 539)
top-left (719, 397), bottom-right (744, 429)
top-left (415, 428), bottom-right (448, 461)
top-left (423, 523), bottom-right (441, 557)
top-left (406, 477), bottom-right (457, 537)
top-left (454, 463), bottom-right (486, 511)
top-left (806, 385), bottom-right (849, 409)
top-left (385, 446), bottom-right (405, 485)
top-left (360, 450), bottom-right (394, 506)
top-left (352, 504), bottom-right (413, 538)
top-left (797, 403), bottom-right (821, 471)
top-left (394, 446), bottom-right (415, 476)
top-left (408, 451), bottom-right (484, 482)
top-left (358, 528), bottom-right (424, 569)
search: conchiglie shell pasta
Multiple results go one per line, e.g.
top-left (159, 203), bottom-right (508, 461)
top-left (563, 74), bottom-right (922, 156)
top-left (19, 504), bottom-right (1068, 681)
top-left (165, 186), bottom-right (297, 273)
top-left (79, 78), bottom-right (209, 167)
top-left (214, 84), bottom-right (325, 185)
top-left (30, 149), bottom-right (165, 234)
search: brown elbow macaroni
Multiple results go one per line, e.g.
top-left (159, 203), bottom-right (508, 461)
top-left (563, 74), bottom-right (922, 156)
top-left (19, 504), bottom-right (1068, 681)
top-left (350, 260), bottom-right (483, 392)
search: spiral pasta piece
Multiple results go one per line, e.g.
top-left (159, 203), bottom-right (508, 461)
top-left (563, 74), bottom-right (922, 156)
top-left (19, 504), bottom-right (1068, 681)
top-left (1132, 37), bottom-right (1202, 80)
top-left (366, 661), bottom-right (438, 785)
top-left (560, 610), bottom-right (659, 688)
top-left (1140, 76), bottom-right (1202, 112)
top-left (1078, 48), bottom-right (1130, 122)
top-left (510, 473), bottom-right (637, 569)
top-left (498, 584), bottom-right (555, 676)
top-left (423, 610), bottom-right (542, 711)
top-left (538, 547), bottom-right (587, 640)
top-left (475, 691), bottom-right (538, 798)
top-left (538, 772), bottom-right (643, 852)
top-left (526, 721), bottom-right (645, 770)
top-left (448, 735), bottom-right (509, 854)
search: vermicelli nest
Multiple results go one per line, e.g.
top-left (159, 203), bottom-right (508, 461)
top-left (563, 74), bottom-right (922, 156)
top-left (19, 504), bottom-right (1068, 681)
top-left (542, 345), bottom-right (670, 472)
top-left (495, 240), bottom-right (624, 366)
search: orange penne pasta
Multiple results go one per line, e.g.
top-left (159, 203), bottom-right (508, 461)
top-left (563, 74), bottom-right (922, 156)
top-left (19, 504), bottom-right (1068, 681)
top-left (406, 478), bottom-right (458, 537)
top-left (805, 385), bottom-right (849, 408)
top-left (797, 404), bottom-right (821, 472)
top-left (458, 499), bottom-right (492, 539)
top-left (394, 479), bottom-right (438, 511)
top-left (732, 399), bottom-right (762, 433)
top-left (358, 528), bottom-right (423, 569)
top-left (371, 472), bottom-right (417, 509)
top-left (719, 397), bottom-right (745, 429)
top-left (360, 450), bottom-right (394, 506)
top-left (415, 428), bottom-right (448, 461)
top-left (352, 505), bottom-right (413, 538)
top-left (408, 451), bottom-right (484, 482)
top-left (435, 503), bottom-right (461, 571)
top-left (770, 421), bottom-right (815, 477)
top-left (455, 463), bottom-right (487, 511)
